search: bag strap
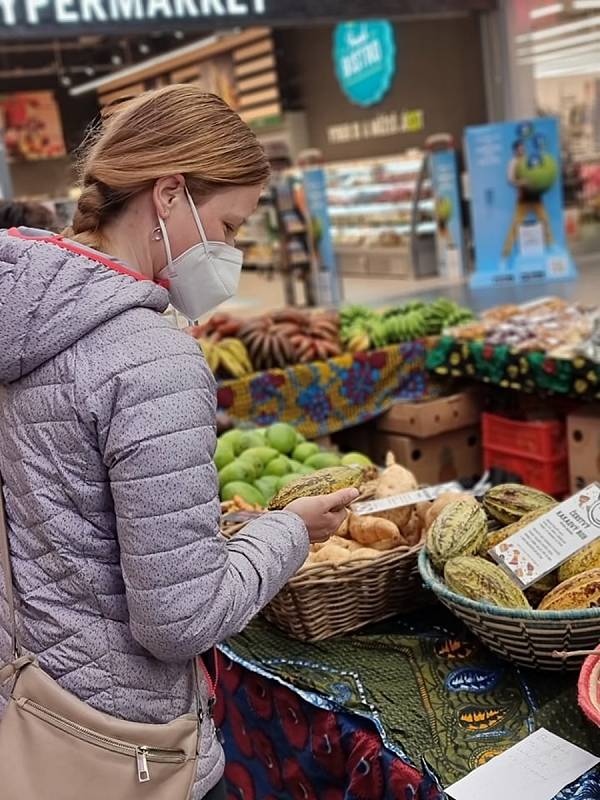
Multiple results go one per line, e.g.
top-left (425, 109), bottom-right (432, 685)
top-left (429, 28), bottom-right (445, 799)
top-left (0, 477), bottom-right (19, 659)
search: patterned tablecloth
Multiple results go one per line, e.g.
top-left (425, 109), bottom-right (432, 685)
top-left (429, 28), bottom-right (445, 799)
top-left (218, 608), bottom-right (600, 799)
top-left (216, 342), bottom-right (431, 439)
top-left (427, 337), bottom-right (600, 400)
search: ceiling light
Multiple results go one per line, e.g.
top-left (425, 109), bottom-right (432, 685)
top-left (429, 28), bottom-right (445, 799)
top-left (85, 66), bottom-right (95, 76)
top-left (519, 40), bottom-right (600, 63)
top-left (530, 3), bottom-right (564, 19)
top-left (518, 29), bottom-right (600, 56)
top-left (573, 0), bottom-right (600, 9)
top-left (138, 42), bottom-right (150, 54)
top-left (536, 60), bottom-right (600, 77)
top-left (516, 13), bottom-right (600, 43)
top-left (60, 74), bottom-right (72, 86)
top-left (174, 30), bottom-right (184, 39)
top-left (111, 53), bottom-right (123, 65)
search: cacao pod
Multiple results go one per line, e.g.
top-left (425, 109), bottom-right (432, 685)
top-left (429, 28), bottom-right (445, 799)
top-left (268, 465), bottom-right (364, 510)
top-left (538, 567), bottom-right (600, 611)
top-left (558, 539), bottom-right (600, 583)
top-left (482, 484), bottom-right (556, 525)
top-left (444, 556), bottom-right (531, 610)
top-left (425, 499), bottom-right (487, 569)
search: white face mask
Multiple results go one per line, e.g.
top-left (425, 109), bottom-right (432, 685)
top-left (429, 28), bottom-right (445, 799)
top-left (157, 186), bottom-right (243, 321)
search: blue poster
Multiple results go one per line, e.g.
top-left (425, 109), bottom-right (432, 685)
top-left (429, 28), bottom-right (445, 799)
top-left (465, 117), bottom-right (576, 287)
top-left (333, 20), bottom-right (396, 107)
top-left (302, 167), bottom-right (340, 306)
top-left (429, 149), bottom-right (466, 279)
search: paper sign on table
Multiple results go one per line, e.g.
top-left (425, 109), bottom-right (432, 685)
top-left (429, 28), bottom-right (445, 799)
top-left (445, 728), bottom-right (599, 800)
top-left (489, 482), bottom-right (600, 588)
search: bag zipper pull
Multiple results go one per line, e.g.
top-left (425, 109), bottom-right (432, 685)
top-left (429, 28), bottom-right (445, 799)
top-left (136, 746), bottom-right (150, 783)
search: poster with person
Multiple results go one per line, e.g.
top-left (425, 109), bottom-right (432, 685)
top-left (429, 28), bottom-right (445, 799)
top-left (0, 91), bottom-right (66, 161)
top-left (465, 117), bottom-right (576, 287)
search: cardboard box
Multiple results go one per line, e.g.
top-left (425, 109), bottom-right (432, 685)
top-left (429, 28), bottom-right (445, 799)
top-left (370, 426), bottom-right (482, 485)
top-left (376, 391), bottom-right (481, 439)
top-left (567, 408), bottom-right (600, 493)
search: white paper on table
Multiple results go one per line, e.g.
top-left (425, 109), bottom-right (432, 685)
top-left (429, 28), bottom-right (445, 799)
top-left (445, 729), bottom-right (599, 800)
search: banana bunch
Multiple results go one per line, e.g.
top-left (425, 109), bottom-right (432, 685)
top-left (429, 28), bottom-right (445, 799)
top-left (383, 309), bottom-right (428, 342)
top-left (200, 338), bottom-right (254, 379)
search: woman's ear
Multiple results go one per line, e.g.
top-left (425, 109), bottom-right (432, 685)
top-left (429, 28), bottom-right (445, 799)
top-left (153, 174), bottom-right (186, 219)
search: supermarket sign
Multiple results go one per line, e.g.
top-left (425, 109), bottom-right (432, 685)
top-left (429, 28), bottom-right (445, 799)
top-left (0, 0), bottom-right (496, 38)
top-left (333, 20), bottom-right (397, 107)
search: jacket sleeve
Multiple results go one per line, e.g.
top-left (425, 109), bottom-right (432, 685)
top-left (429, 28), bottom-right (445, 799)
top-left (81, 320), bottom-right (308, 662)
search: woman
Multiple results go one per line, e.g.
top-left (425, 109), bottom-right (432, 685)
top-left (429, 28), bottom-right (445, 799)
top-left (0, 85), bottom-right (357, 799)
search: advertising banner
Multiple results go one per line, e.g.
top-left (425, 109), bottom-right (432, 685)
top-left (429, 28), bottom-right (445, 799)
top-left (429, 149), bottom-right (465, 280)
top-left (0, 92), bottom-right (66, 161)
top-left (302, 167), bottom-right (340, 306)
top-left (465, 117), bottom-right (577, 287)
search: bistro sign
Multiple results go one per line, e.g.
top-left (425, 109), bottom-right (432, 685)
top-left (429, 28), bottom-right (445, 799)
top-left (0, 0), bottom-right (496, 38)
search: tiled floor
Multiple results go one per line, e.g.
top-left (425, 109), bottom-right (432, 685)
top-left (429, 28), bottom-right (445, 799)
top-left (225, 255), bottom-right (600, 317)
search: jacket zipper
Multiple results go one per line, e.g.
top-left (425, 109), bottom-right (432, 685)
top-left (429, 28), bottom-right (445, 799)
top-left (17, 697), bottom-right (185, 782)
top-left (197, 651), bottom-right (219, 714)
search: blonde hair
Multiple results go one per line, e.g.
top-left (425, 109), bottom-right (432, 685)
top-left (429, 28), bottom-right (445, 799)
top-left (64, 85), bottom-right (270, 251)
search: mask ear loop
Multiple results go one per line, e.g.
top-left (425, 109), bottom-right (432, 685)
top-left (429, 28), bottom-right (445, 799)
top-left (157, 215), bottom-right (175, 276)
top-left (184, 185), bottom-right (211, 257)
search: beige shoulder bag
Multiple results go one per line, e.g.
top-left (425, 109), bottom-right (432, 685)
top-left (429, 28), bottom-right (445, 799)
top-left (0, 479), bottom-right (201, 800)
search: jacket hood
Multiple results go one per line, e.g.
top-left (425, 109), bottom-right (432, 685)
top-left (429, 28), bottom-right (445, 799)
top-left (0, 229), bottom-right (168, 384)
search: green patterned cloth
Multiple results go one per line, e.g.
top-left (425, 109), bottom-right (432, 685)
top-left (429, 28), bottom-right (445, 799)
top-left (427, 336), bottom-right (600, 399)
top-left (225, 609), bottom-right (600, 785)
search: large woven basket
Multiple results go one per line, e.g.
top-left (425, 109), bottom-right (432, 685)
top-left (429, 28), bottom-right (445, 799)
top-left (221, 490), bottom-right (426, 642)
top-left (578, 646), bottom-right (600, 725)
top-left (419, 550), bottom-right (600, 671)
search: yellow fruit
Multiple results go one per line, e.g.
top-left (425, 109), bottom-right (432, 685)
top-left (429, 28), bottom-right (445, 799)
top-left (268, 466), bottom-right (364, 510)
top-left (445, 556), bottom-right (531, 610)
top-left (425, 499), bottom-right (488, 569)
top-left (483, 484), bottom-right (556, 525)
top-left (558, 539), bottom-right (600, 583)
top-left (538, 568), bottom-right (600, 611)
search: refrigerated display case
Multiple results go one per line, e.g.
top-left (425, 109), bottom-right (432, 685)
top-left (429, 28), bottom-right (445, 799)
top-left (324, 153), bottom-right (436, 277)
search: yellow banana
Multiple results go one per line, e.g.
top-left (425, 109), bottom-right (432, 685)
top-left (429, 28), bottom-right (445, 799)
top-left (218, 347), bottom-right (248, 379)
top-left (219, 338), bottom-right (253, 373)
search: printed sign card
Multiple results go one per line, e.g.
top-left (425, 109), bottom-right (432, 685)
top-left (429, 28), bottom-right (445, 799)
top-left (489, 483), bottom-right (600, 588)
top-left (446, 728), bottom-right (599, 800)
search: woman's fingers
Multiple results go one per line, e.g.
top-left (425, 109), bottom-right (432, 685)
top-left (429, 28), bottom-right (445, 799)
top-left (320, 487), bottom-right (360, 512)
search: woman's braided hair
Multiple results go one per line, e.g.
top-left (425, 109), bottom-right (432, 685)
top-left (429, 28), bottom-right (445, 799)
top-left (64, 84), bottom-right (271, 252)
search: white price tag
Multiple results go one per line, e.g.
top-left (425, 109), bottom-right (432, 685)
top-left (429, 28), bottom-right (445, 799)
top-left (518, 222), bottom-right (545, 257)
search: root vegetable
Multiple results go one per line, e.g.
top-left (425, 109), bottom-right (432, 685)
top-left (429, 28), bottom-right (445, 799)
top-left (349, 513), bottom-right (402, 545)
top-left (373, 451), bottom-right (418, 528)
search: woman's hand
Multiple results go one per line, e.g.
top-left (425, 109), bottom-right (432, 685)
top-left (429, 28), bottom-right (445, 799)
top-left (285, 488), bottom-right (360, 543)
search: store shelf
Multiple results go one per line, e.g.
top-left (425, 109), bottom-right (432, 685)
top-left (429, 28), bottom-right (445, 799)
top-left (331, 222), bottom-right (436, 236)
top-left (328, 200), bottom-right (435, 215)
top-left (327, 180), bottom-right (430, 194)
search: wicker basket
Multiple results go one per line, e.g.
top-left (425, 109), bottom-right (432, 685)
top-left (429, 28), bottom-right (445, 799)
top-left (220, 488), bottom-right (427, 642)
top-left (419, 550), bottom-right (600, 672)
top-left (578, 646), bottom-right (600, 725)
top-left (262, 542), bottom-right (424, 641)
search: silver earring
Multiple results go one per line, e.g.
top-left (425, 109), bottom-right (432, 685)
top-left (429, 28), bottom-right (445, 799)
top-left (152, 226), bottom-right (163, 241)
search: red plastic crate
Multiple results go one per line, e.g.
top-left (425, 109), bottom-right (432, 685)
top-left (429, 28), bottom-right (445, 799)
top-left (483, 447), bottom-right (569, 496)
top-left (482, 412), bottom-right (567, 461)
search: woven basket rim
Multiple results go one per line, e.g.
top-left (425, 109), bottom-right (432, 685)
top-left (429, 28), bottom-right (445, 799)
top-left (288, 541), bottom-right (423, 586)
top-left (418, 549), bottom-right (600, 621)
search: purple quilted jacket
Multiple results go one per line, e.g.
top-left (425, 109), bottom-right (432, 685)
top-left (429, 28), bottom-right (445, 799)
top-left (0, 229), bottom-right (309, 796)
